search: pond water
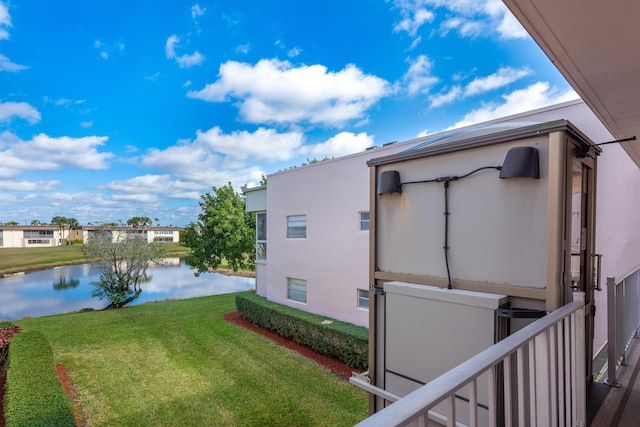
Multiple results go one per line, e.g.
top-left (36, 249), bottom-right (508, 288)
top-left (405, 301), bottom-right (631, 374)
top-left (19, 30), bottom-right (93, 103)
top-left (0, 258), bottom-right (255, 320)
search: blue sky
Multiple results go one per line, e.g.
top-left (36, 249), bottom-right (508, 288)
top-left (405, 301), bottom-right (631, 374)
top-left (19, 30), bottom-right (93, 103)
top-left (0, 0), bottom-right (577, 226)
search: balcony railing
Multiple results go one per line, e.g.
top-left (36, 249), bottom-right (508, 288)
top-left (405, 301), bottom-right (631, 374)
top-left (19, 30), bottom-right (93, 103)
top-left (353, 293), bottom-right (586, 427)
top-left (605, 270), bottom-right (640, 387)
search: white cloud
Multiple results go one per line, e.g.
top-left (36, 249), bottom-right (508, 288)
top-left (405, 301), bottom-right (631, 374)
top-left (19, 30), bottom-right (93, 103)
top-left (94, 39), bottom-right (125, 60)
top-left (0, 54), bottom-right (27, 72)
top-left (403, 55), bottom-right (439, 95)
top-left (80, 121), bottom-right (93, 128)
top-left (141, 128), bottom-right (299, 174)
top-left (236, 44), bottom-right (250, 54)
top-left (299, 132), bottom-right (374, 159)
top-left (464, 67), bottom-right (532, 96)
top-left (449, 82), bottom-right (579, 128)
top-left (193, 126), bottom-right (303, 161)
top-left (191, 4), bottom-right (206, 19)
top-left (439, 17), bottom-right (483, 37)
top-left (188, 59), bottom-right (390, 126)
top-left (145, 72), bottom-right (160, 82)
top-left (391, 0), bottom-right (528, 40)
top-left (429, 86), bottom-right (463, 108)
top-left (165, 35), bottom-right (205, 68)
top-left (288, 47), bottom-right (302, 58)
top-left (0, 131), bottom-right (113, 177)
top-left (0, 101), bottom-right (41, 123)
top-left (54, 98), bottom-right (85, 107)
top-left (0, 1), bottom-right (11, 40)
top-left (429, 66), bottom-right (531, 107)
top-left (138, 126), bottom-right (301, 189)
top-left (104, 174), bottom-right (204, 201)
top-left (112, 193), bottom-right (161, 203)
top-left (496, 10), bottom-right (529, 39)
top-left (393, 7), bottom-right (435, 37)
top-left (0, 180), bottom-right (59, 191)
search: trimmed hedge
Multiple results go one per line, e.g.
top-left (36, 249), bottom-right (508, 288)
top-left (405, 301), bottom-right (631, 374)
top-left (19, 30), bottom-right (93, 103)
top-left (4, 331), bottom-right (76, 427)
top-left (235, 292), bottom-right (368, 369)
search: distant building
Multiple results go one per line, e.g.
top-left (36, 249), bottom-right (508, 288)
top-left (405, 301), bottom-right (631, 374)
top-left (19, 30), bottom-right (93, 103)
top-left (0, 225), bottom-right (66, 247)
top-left (71, 226), bottom-right (183, 244)
top-left (0, 225), bottom-right (183, 248)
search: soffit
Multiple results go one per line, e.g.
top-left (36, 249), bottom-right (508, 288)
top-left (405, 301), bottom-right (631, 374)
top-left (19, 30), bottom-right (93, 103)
top-left (503, 0), bottom-right (640, 166)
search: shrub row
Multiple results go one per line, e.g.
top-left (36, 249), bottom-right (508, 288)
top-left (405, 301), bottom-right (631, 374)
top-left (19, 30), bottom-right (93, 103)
top-left (235, 292), bottom-right (368, 369)
top-left (4, 331), bottom-right (76, 427)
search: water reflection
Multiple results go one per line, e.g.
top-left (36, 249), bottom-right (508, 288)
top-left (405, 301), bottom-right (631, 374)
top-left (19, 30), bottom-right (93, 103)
top-left (0, 258), bottom-right (254, 320)
top-left (53, 277), bottom-right (80, 291)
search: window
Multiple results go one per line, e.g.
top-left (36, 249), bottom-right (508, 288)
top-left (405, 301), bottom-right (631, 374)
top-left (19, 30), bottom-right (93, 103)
top-left (27, 239), bottom-right (51, 245)
top-left (358, 289), bottom-right (369, 310)
top-left (359, 211), bottom-right (370, 231)
top-left (287, 278), bottom-right (307, 303)
top-left (23, 230), bottom-right (54, 238)
top-left (256, 212), bottom-right (267, 260)
top-left (287, 215), bottom-right (306, 238)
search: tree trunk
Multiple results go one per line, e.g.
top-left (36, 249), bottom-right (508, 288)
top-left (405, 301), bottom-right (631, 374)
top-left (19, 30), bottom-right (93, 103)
top-left (103, 289), bottom-right (143, 310)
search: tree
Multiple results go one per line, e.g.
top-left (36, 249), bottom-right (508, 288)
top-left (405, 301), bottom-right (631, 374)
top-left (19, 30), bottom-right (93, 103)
top-left (127, 216), bottom-right (152, 229)
top-left (82, 224), bottom-right (166, 309)
top-left (51, 216), bottom-right (67, 245)
top-left (66, 217), bottom-right (79, 245)
top-left (184, 182), bottom-right (255, 275)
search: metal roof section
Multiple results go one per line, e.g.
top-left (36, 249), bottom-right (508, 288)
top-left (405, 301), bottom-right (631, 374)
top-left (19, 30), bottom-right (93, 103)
top-left (402, 121), bottom-right (542, 152)
top-left (368, 119), bottom-right (598, 167)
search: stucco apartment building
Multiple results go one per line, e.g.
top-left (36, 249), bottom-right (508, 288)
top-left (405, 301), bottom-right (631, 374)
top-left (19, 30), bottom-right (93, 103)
top-left (0, 225), bottom-right (67, 248)
top-left (246, 98), bottom-right (640, 350)
top-left (0, 225), bottom-right (182, 248)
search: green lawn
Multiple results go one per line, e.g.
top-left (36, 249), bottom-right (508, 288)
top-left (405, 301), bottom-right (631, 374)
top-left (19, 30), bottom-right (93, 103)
top-left (16, 293), bottom-right (368, 426)
top-left (0, 243), bottom-right (191, 274)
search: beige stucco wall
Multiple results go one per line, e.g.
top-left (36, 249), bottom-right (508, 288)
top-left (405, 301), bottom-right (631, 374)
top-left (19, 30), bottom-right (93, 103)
top-left (376, 137), bottom-right (550, 288)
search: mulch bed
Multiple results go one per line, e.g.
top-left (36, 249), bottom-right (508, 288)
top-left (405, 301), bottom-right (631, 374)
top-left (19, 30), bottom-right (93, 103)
top-left (223, 311), bottom-right (362, 379)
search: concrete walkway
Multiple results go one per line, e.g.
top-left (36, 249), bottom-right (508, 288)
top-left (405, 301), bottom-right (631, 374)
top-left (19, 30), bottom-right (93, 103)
top-left (590, 336), bottom-right (640, 426)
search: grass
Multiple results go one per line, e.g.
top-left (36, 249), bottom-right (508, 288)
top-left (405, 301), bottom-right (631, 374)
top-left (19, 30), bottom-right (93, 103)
top-left (15, 293), bottom-right (368, 426)
top-left (0, 243), bottom-right (191, 274)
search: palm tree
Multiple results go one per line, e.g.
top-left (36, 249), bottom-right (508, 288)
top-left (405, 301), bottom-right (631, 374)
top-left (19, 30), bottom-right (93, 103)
top-left (66, 217), bottom-right (79, 245)
top-left (51, 216), bottom-right (67, 246)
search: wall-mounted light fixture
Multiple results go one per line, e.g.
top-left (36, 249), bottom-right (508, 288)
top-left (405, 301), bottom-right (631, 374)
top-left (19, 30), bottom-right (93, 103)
top-left (499, 146), bottom-right (539, 179)
top-left (376, 146), bottom-right (540, 289)
top-left (377, 170), bottom-right (402, 195)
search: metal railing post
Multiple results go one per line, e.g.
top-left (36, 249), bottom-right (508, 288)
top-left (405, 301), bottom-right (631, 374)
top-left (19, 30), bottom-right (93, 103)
top-left (605, 276), bottom-right (621, 387)
top-left (573, 291), bottom-right (586, 427)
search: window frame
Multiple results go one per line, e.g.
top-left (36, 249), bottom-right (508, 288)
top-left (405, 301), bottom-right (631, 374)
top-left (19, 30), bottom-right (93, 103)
top-left (357, 288), bottom-right (370, 310)
top-left (256, 212), bottom-right (267, 261)
top-left (359, 211), bottom-right (370, 231)
top-left (287, 278), bottom-right (307, 303)
top-left (287, 214), bottom-right (307, 239)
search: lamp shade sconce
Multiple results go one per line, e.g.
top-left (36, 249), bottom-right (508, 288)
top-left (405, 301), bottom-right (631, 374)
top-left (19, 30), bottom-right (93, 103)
top-left (377, 170), bottom-right (402, 194)
top-left (499, 146), bottom-right (540, 179)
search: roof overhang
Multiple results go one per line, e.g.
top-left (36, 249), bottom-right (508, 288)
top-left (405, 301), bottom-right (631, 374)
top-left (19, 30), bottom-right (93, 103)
top-left (503, 0), bottom-right (640, 166)
top-left (368, 120), bottom-right (598, 167)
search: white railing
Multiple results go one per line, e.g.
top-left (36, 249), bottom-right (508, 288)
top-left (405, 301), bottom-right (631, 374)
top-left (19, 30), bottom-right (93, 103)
top-left (354, 293), bottom-right (586, 427)
top-left (606, 270), bottom-right (640, 387)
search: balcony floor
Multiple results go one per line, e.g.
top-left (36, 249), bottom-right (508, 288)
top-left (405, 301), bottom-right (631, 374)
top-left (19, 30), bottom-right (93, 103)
top-left (590, 336), bottom-right (640, 426)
